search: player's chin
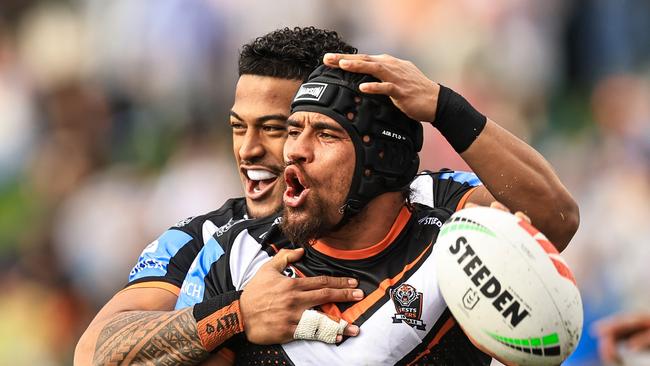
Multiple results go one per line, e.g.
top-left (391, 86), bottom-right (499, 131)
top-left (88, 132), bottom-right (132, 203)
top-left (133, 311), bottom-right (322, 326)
top-left (282, 211), bottom-right (327, 246)
top-left (247, 197), bottom-right (283, 218)
top-left (282, 206), bottom-right (308, 223)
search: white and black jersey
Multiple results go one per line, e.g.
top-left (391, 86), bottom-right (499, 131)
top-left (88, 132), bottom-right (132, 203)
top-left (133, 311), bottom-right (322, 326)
top-left (162, 171), bottom-right (490, 364)
top-left (170, 170), bottom-right (481, 310)
top-left (198, 202), bottom-right (491, 365)
top-left (124, 169), bottom-right (481, 306)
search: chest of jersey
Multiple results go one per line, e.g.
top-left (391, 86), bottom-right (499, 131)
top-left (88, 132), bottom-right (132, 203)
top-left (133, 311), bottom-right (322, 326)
top-left (280, 244), bottom-right (450, 365)
top-left (219, 209), bottom-right (488, 365)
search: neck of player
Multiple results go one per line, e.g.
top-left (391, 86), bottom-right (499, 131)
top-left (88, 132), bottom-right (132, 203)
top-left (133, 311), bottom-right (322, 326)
top-left (320, 192), bottom-right (406, 250)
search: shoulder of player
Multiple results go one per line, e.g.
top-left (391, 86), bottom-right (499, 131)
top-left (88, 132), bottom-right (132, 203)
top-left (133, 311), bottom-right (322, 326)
top-left (410, 203), bottom-right (453, 228)
top-left (211, 213), bottom-right (281, 249)
top-left (143, 197), bottom-right (247, 258)
top-left (413, 169), bottom-right (482, 186)
top-left (169, 197), bottom-right (248, 234)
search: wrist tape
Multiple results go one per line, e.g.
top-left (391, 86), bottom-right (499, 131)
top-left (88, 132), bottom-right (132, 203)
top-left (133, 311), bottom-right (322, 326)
top-left (433, 85), bottom-right (487, 153)
top-left (193, 291), bottom-right (244, 351)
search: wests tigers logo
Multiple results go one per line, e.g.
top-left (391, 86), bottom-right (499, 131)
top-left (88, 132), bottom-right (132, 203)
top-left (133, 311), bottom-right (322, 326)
top-left (391, 283), bottom-right (426, 330)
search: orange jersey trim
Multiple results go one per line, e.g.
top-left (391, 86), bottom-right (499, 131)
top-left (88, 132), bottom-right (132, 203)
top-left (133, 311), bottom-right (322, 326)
top-left (286, 265), bottom-right (344, 321)
top-left (311, 206), bottom-right (412, 260)
top-left (338, 240), bottom-right (433, 324)
top-left (320, 303), bottom-right (343, 321)
top-left (456, 186), bottom-right (480, 211)
top-left (119, 281), bottom-right (181, 297)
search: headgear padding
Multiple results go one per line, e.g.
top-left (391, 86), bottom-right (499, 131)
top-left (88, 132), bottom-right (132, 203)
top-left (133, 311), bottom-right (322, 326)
top-left (291, 65), bottom-right (423, 221)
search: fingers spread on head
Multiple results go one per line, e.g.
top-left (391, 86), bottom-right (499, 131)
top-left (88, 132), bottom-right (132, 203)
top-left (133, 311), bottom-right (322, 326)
top-left (324, 53), bottom-right (372, 69)
top-left (339, 60), bottom-right (390, 80)
top-left (359, 82), bottom-right (399, 97)
top-left (376, 53), bottom-right (392, 61)
top-left (342, 53), bottom-right (373, 62)
top-left (323, 53), bottom-right (339, 62)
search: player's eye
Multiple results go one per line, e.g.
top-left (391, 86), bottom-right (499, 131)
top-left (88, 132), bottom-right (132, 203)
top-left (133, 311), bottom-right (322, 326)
top-left (288, 128), bottom-right (302, 138)
top-left (230, 121), bottom-right (245, 130)
top-left (318, 132), bottom-right (338, 140)
top-left (262, 124), bottom-right (287, 133)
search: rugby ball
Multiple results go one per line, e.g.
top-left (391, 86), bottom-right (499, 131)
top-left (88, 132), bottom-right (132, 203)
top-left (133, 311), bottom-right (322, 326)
top-left (433, 207), bottom-right (582, 366)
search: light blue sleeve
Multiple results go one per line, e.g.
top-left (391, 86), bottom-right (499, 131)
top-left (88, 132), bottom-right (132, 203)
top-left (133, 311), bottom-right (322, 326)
top-left (175, 237), bottom-right (225, 309)
top-left (128, 229), bottom-right (193, 282)
top-left (436, 171), bottom-right (482, 186)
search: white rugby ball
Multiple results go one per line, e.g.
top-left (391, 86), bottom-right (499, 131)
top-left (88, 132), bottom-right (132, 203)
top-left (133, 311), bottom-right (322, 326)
top-left (433, 207), bottom-right (582, 366)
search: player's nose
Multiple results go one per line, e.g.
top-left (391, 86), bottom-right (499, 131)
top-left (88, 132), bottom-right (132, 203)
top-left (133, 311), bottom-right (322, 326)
top-left (239, 130), bottom-right (265, 161)
top-left (285, 132), bottom-right (314, 165)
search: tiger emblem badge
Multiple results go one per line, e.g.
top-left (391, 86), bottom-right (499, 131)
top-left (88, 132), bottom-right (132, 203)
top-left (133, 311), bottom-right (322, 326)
top-left (391, 283), bottom-right (426, 330)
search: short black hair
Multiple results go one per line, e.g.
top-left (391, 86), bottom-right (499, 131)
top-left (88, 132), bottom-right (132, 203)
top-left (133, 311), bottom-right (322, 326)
top-left (238, 26), bottom-right (357, 81)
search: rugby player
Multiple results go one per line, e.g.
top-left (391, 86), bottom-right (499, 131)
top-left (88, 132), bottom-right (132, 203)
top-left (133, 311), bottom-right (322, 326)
top-left (178, 65), bottom-right (560, 365)
top-left (76, 29), bottom-right (579, 365)
top-left (75, 27), bottom-right (365, 366)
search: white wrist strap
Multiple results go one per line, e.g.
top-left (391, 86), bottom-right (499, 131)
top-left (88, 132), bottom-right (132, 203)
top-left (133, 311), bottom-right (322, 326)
top-left (293, 309), bottom-right (348, 344)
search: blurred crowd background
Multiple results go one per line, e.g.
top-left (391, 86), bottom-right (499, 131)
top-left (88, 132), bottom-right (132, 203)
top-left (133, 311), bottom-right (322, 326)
top-left (0, 0), bottom-right (648, 364)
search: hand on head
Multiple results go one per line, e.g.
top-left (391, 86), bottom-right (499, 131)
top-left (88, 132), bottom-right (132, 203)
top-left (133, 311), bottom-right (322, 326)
top-left (323, 53), bottom-right (440, 123)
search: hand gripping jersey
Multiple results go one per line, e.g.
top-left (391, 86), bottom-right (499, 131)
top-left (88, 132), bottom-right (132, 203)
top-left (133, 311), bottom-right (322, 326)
top-left (203, 203), bottom-right (491, 365)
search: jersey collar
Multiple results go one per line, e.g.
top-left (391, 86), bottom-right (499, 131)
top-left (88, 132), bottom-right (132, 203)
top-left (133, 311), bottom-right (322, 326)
top-left (310, 205), bottom-right (412, 260)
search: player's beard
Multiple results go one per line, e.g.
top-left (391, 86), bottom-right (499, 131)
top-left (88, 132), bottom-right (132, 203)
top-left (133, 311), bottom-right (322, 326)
top-left (281, 191), bottom-right (338, 247)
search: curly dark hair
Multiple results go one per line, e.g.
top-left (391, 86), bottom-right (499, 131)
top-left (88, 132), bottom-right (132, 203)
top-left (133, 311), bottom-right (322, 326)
top-left (238, 26), bottom-right (357, 81)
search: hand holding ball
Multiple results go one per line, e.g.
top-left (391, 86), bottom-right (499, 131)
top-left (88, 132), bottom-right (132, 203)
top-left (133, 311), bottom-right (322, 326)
top-left (434, 207), bottom-right (583, 366)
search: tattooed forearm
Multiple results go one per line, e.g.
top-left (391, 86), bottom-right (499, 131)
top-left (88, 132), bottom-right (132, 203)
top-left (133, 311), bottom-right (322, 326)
top-left (93, 307), bottom-right (209, 366)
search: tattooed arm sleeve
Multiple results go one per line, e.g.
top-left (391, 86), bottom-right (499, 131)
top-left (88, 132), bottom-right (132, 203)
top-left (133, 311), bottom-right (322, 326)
top-left (90, 292), bottom-right (243, 366)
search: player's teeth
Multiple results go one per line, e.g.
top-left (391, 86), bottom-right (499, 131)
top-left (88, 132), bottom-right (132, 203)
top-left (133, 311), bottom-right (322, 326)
top-left (253, 186), bottom-right (261, 193)
top-left (247, 169), bottom-right (277, 181)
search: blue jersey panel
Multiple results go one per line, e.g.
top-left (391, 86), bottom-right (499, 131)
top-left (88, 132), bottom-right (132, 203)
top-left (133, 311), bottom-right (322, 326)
top-left (175, 237), bottom-right (225, 309)
top-left (437, 171), bottom-right (481, 186)
top-left (129, 229), bottom-right (193, 282)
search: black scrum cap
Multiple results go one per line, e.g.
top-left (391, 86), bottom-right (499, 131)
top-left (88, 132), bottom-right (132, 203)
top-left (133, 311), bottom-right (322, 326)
top-left (291, 65), bottom-right (423, 222)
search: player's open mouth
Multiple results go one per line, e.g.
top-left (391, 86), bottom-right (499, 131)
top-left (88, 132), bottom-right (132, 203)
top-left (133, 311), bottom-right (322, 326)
top-left (242, 167), bottom-right (279, 200)
top-left (283, 166), bottom-right (310, 208)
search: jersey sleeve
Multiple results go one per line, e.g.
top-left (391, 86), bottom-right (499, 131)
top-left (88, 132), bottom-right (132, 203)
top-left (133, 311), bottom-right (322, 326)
top-left (410, 170), bottom-right (482, 211)
top-left (175, 235), bottom-right (227, 309)
top-left (126, 224), bottom-right (203, 293)
top-left (124, 198), bottom-right (249, 295)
